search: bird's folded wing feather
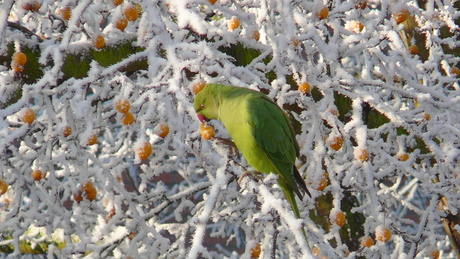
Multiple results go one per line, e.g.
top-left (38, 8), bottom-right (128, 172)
top-left (248, 96), bottom-right (299, 185)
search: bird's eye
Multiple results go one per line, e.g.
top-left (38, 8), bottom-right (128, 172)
top-left (200, 104), bottom-right (205, 109)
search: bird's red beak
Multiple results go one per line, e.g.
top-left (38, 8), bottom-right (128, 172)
top-left (197, 113), bottom-right (209, 123)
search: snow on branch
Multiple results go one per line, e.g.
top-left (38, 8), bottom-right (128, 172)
top-left (0, 0), bottom-right (459, 258)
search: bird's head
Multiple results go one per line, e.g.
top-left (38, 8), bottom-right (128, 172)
top-left (193, 84), bottom-right (219, 123)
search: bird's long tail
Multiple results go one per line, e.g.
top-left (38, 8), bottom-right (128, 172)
top-left (278, 178), bottom-right (308, 243)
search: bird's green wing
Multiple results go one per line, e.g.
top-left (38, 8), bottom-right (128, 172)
top-left (250, 95), bottom-right (298, 163)
top-left (247, 95), bottom-right (306, 197)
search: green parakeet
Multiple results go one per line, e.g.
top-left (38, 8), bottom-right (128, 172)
top-left (193, 83), bottom-right (311, 221)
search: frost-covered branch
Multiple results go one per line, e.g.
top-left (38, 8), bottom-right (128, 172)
top-left (1, 0), bottom-right (459, 258)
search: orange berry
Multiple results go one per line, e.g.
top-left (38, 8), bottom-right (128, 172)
top-left (13, 52), bottom-right (27, 66)
top-left (394, 9), bottom-right (409, 24)
top-left (22, 1), bottom-right (41, 12)
top-left (308, 172), bottom-right (328, 191)
top-left (112, 0), bottom-right (123, 6)
top-left (87, 134), bottom-right (98, 145)
top-left (115, 98), bottom-right (131, 113)
top-left (124, 4), bottom-right (139, 21)
top-left (106, 208), bottom-right (116, 221)
top-left (330, 109), bottom-right (339, 117)
top-left (351, 21), bottom-right (364, 33)
top-left (21, 108), bottom-right (35, 125)
top-left (355, 0), bottom-right (367, 10)
top-left (375, 226), bottom-right (392, 242)
top-left (192, 82), bottom-right (206, 95)
top-left (200, 123), bottom-right (215, 140)
top-left (31, 170), bottom-right (45, 181)
top-left (93, 35), bottom-right (105, 49)
top-left (250, 243), bottom-right (261, 258)
top-left (429, 248), bottom-right (440, 259)
top-left (115, 17), bottom-right (128, 31)
top-left (356, 148), bottom-right (369, 162)
top-left (291, 38), bottom-right (299, 47)
top-left (228, 16), bottom-right (240, 31)
top-left (316, 6), bottom-right (329, 20)
top-left (74, 181), bottom-right (97, 202)
top-left (128, 232), bottom-right (136, 240)
top-left (83, 181), bottom-right (97, 201)
top-left (252, 30), bottom-right (260, 41)
top-left (408, 45), bottom-right (419, 55)
top-left (298, 82), bottom-right (311, 94)
top-left (31, 1), bottom-right (41, 11)
top-left (208, 0), bottom-right (218, 4)
top-left (22, 3), bottom-right (32, 11)
top-left (61, 6), bottom-right (72, 20)
top-left (316, 173), bottom-right (328, 191)
top-left (73, 190), bottom-right (82, 202)
top-left (0, 179), bottom-right (8, 195)
top-left (121, 112), bottom-right (135, 125)
top-left (312, 246), bottom-right (322, 257)
top-left (137, 142), bottom-right (153, 160)
top-left (0, 197), bottom-right (11, 208)
top-left (12, 62), bottom-right (24, 73)
top-left (329, 136), bottom-right (343, 151)
top-left (396, 152), bottom-right (409, 161)
top-left (330, 210), bottom-right (346, 227)
top-left (155, 123), bottom-right (170, 138)
top-left (360, 236), bottom-right (375, 247)
top-left (63, 126), bottom-right (72, 137)
top-left (422, 113), bottom-right (431, 121)
top-left (451, 67), bottom-right (460, 77)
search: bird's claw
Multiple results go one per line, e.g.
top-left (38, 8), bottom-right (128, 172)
top-left (215, 137), bottom-right (239, 157)
top-left (238, 170), bottom-right (264, 186)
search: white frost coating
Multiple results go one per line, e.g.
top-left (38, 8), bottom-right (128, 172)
top-left (187, 167), bottom-right (228, 259)
top-left (169, 1), bottom-right (208, 35)
top-left (252, 178), bottom-right (314, 259)
top-left (0, 0), bottom-right (459, 258)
